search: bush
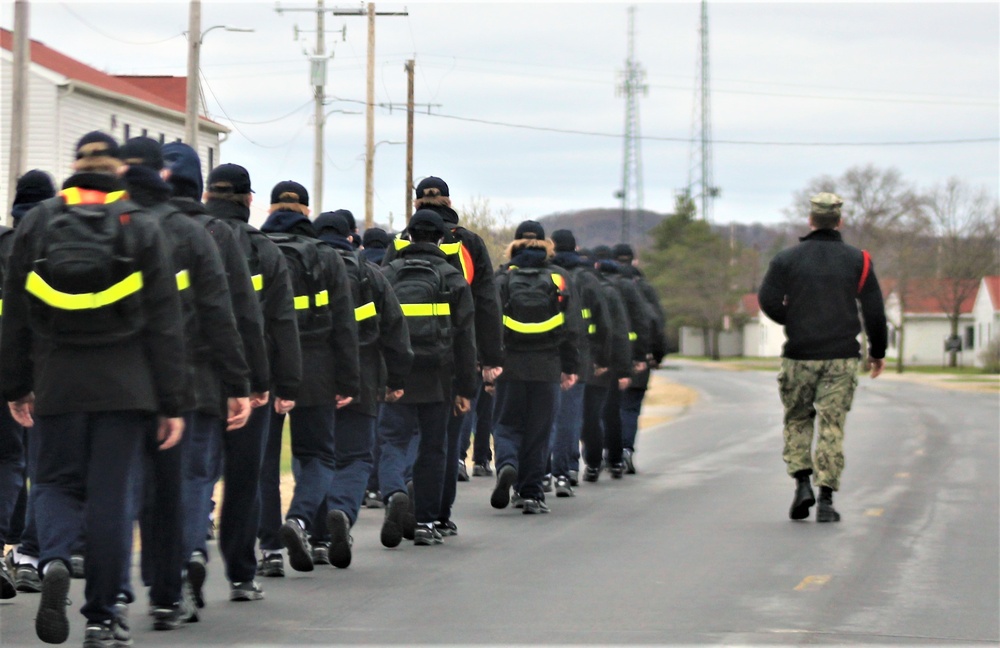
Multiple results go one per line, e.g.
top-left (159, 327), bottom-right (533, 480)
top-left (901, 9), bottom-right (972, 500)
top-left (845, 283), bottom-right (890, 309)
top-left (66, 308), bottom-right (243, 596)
top-left (979, 337), bottom-right (1000, 374)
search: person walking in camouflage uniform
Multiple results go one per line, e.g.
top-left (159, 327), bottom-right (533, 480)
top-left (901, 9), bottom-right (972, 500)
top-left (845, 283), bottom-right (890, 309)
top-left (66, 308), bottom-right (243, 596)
top-left (758, 192), bottom-right (888, 523)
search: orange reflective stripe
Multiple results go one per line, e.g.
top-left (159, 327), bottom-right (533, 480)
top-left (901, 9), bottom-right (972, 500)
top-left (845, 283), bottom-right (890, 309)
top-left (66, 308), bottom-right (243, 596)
top-left (458, 244), bottom-right (475, 284)
top-left (58, 188), bottom-right (126, 205)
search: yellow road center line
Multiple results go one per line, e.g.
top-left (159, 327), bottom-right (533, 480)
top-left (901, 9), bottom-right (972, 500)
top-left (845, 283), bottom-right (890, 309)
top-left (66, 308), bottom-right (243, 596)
top-left (895, 472), bottom-right (910, 478)
top-left (864, 508), bottom-right (884, 516)
top-left (794, 575), bottom-right (831, 591)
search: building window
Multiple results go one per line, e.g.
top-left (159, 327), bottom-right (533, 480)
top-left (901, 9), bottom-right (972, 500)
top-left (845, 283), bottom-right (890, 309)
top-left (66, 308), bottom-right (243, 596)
top-left (159, 133), bottom-right (165, 145)
top-left (964, 326), bottom-right (975, 350)
top-left (141, 128), bottom-right (148, 138)
top-left (208, 147), bottom-right (215, 171)
top-left (123, 124), bottom-right (130, 140)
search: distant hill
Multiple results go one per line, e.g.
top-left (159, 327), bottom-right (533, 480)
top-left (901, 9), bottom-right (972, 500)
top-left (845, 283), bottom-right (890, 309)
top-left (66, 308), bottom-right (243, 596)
top-left (537, 208), bottom-right (797, 256)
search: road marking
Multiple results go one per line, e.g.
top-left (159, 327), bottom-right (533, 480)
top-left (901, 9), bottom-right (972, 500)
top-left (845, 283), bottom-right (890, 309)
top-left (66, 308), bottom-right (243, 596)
top-left (794, 575), bottom-right (831, 591)
top-left (915, 449), bottom-right (926, 456)
top-left (865, 508), bottom-right (884, 516)
top-left (895, 472), bottom-right (910, 478)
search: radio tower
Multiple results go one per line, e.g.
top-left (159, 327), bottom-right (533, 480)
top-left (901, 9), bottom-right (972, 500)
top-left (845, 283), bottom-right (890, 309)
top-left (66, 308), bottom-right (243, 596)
top-left (616, 5), bottom-right (647, 244)
top-left (686, 0), bottom-right (719, 221)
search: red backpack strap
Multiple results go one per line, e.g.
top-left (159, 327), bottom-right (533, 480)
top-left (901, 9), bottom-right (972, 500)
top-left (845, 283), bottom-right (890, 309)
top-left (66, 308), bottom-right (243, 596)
top-left (857, 250), bottom-right (871, 295)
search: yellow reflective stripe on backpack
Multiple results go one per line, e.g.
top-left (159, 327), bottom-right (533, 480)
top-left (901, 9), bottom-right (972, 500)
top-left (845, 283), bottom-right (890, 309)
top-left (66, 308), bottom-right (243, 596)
top-left (293, 291), bottom-right (329, 310)
top-left (355, 301), bottom-right (377, 321)
top-left (401, 303), bottom-right (451, 317)
top-left (176, 270), bottom-right (190, 291)
top-left (581, 308), bottom-right (592, 319)
top-left (251, 274), bottom-right (263, 292)
top-left (628, 331), bottom-right (638, 341)
top-left (588, 324), bottom-right (597, 334)
top-left (25, 271), bottom-right (143, 311)
top-left (438, 242), bottom-right (461, 255)
top-left (503, 312), bottom-right (565, 334)
top-left (393, 237), bottom-right (411, 251)
top-left (0, 299), bottom-right (3, 316)
top-left (59, 187), bottom-right (127, 205)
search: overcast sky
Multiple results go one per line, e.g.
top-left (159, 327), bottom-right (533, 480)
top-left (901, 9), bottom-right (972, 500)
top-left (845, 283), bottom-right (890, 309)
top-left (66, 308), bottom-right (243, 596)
top-left (5, 1), bottom-right (998, 231)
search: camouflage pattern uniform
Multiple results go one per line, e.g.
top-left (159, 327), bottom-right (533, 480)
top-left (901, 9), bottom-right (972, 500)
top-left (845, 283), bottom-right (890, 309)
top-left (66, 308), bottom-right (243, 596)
top-left (778, 358), bottom-right (859, 491)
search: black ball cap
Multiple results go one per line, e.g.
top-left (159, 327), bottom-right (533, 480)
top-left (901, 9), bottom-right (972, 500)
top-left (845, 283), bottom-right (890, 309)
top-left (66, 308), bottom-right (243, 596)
top-left (415, 176), bottom-right (449, 198)
top-left (270, 180), bottom-right (309, 207)
top-left (515, 220), bottom-right (545, 240)
top-left (314, 211), bottom-right (351, 237)
top-left (551, 229), bottom-right (576, 252)
top-left (120, 136), bottom-right (164, 171)
top-left (75, 130), bottom-right (119, 160)
top-left (207, 163), bottom-right (253, 194)
top-left (408, 209), bottom-right (447, 235)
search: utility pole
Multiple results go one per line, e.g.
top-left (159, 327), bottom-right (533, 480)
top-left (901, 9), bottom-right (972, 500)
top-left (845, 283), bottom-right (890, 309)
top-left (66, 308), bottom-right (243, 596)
top-left (185, 0), bottom-right (201, 150)
top-left (615, 5), bottom-right (647, 244)
top-left (6, 0), bottom-right (30, 225)
top-left (405, 59), bottom-right (414, 218)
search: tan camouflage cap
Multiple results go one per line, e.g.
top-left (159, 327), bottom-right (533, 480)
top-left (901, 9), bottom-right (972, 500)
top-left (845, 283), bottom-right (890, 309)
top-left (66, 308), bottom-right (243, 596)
top-left (809, 192), bottom-right (843, 215)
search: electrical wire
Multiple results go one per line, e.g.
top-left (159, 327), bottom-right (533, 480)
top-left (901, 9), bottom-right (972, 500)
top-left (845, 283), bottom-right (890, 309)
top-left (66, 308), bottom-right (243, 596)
top-left (200, 72), bottom-right (307, 149)
top-left (58, 3), bottom-right (183, 46)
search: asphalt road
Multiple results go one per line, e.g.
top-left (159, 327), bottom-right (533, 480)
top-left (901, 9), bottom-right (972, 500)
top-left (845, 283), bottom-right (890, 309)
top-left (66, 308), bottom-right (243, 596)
top-left (1, 363), bottom-right (997, 646)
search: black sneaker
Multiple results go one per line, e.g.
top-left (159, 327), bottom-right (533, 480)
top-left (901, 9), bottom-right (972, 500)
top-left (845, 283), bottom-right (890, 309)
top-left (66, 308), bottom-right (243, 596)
top-left (0, 556), bottom-right (15, 599)
top-left (511, 491), bottom-right (525, 509)
top-left (568, 469), bottom-right (579, 486)
top-left (583, 466), bottom-right (600, 483)
top-left (229, 580), bottom-right (264, 602)
top-left (457, 461), bottom-right (470, 482)
top-left (403, 481), bottom-right (417, 541)
top-left (413, 524), bottom-right (443, 546)
top-left (623, 449), bottom-right (637, 474)
top-left (185, 552), bottom-right (207, 609)
top-left (327, 509), bottom-right (353, 569)
top-left (542, 474), bottom-right (553, 493)
top-left (13, 560), bottom-right (42, 593)
top-left (256, 553), bottom-right (284, 578)
top-left (522, 499), bottom-right (551, 515)
top-left (152, 603), bottom-right (183, 631)
top-left (554, 476), bottom-right (574, 497)
top-left (363, 490), bottom-right (384, 509)
top-left (472, 462), bottom-right (493, 477)
top-left (433, 520), bottom-right (458, 537)
top-left (82, 622), bottom-right (115, 648)
top-left (311, 543), bottom-right (331, 566)
top-left (609, 462), bottom-right (624, 479)
top-left (490, 464), bottom-right (517, 509)
top-left (179, 580), bottom-right (199, 623)
top-left (113, 593), bottom-right (130, 636)
top-left (69, 553), bottom-right (85, 579)
top-left (280, 518), bottom-right (315, 572)
top-left (35, 560), bottom-right (71, 644)
top-left (380, 492), bottom-right (409, 548)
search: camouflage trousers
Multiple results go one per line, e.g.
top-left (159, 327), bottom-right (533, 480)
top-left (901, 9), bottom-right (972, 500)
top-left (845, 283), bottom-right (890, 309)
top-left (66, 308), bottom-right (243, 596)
top-left (777, 358), bottom-right (859, 491)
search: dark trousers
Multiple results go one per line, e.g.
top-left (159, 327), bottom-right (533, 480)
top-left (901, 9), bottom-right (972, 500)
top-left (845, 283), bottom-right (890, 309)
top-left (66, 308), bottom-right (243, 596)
top-left (258, 410), bottom-right (287, 553)
top-left (284, 405), bottom-right (336, 531)
top-left (13, 427), bottom-right (39, 557)
top-left (459, 381), bottom-right (494, 465)
top-left (135, 427), bottom-right (184, 607)
top-left (313, 409), bottom-right (376, 541)
top-left (493, 380), bottom-right (560, 501)
top-left (33, 411), bottom-right (149, 624)
top-left (378, 401), bottom-right (449, 524)
top-left (550, 380), bottom-right (585, 478)
top-left (621, 387), bottom-right (646, 451)
top-left (581, 384), bottom-right (609, 470)
top-left (365, 405), bottom-right (383, 493)
top-left (0, 406), bottom-right (25, 544)
top-left (603, 384), bottom-right (625, 464)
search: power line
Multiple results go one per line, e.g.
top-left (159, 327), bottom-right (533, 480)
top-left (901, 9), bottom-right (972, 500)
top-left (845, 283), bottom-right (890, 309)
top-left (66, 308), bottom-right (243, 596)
top-left (58, 3), bottom-right (183, 45)
top-left (201, 73), bottom-right (308, 149)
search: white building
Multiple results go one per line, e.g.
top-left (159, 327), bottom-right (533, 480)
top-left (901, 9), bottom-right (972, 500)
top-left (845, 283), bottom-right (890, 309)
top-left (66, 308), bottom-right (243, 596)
top-left (884, 278), bottom-right (978, 367)
top-left (738, 293), bottom-right (784, 358)
top-left (971, 276), bottom-right (1000, 367)
top-left (1, 28), bottom-right (228, 215)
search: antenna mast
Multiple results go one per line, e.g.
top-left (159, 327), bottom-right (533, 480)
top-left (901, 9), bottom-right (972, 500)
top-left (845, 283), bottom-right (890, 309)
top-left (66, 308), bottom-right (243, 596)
top-left (616, 5), bottom-right (647, 244)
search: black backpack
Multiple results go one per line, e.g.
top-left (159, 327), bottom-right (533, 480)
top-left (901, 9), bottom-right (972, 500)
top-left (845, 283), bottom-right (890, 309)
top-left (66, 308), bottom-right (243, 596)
top-left (0, 226), bottom-right (13, 319)
top-left (266, 233), bottom-right (332, 341)
top-left (501, 265), bottom-right (567, 350)
top-left (26, 196), bottom-right (143, 345)
top-left (335, 248), bottom-right (379, 347)
top-left (387, 257), bottom-right (452, 367)
top-left (231, 222), bottom-right (264, 297)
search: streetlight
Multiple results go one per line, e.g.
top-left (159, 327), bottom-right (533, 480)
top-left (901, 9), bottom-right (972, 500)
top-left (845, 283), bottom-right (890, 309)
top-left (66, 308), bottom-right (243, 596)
top-left (185, 0), bottom-right (253, 152)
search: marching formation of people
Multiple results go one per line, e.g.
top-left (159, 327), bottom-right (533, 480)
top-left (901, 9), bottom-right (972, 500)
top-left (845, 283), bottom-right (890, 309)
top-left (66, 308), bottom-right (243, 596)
top-left (0, 131), bottom-right (667, 647)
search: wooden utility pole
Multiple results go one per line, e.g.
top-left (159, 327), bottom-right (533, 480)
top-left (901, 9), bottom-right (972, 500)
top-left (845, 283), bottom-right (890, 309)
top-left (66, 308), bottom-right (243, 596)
top-left (364, 3), bottom-right (375, 229)
top-left (405, 59), bottom-right (414, 218)
top-left (6, 0), bottom-right (30, 225)
top-left (184, 0), bottom-right (201, 150)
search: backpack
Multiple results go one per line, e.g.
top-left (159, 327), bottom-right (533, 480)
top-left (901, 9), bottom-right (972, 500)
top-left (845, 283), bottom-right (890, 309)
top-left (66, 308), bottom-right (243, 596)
top-left (266, 233), bottom-right (332, 341)
top-left (0, 226), bottom-right (13, 318)
top-left (387, 257), bottom-right (452, 367)
top-left (501, 265), bottom-right (567, 350)
top-left (231, 222), bottom-right (264, 297)
top-left (25, 196), bottom-right (144, 346)
top-left (335, 248), bottom-right (379, 347)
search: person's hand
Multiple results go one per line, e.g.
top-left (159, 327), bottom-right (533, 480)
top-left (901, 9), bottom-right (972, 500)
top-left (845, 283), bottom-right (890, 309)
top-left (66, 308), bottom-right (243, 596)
top-left (453, 396), bottom-right (471, 416)
top-left (483, 382), bottom-right (496, 395)
top-left (618, 377), bottom-right (632, 390)
top-left (226, 397), bottom-right (251, 431)
top-left (385, 388), bottom-right (404, 403)
top-left (334, 395), bottom-right (353, 409)
top-left (633, 361), bottom-right (647, 373)
top-left (8, 393), bottom-right (35, 428)
top-left (273, 398), bottom-right (295, 415)
top-left (593, 366), bottom-right (608, 376)
top-left (560, 373), bottom-right (577, 391)
top-left (157, 417), bottom-right (185, 450)
top-left (250, 391), bottom-right (270, 408)
top-left (867, 357), bottom-right (886, 379)
top-left (482, 366), bottom-right (503, 383)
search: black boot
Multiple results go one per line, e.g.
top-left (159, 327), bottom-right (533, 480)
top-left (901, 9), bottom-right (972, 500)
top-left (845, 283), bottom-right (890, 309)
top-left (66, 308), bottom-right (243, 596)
top-left (816, 486), bottom-right (840, 523)
top-left (789, 470), bottom-right (815, 520)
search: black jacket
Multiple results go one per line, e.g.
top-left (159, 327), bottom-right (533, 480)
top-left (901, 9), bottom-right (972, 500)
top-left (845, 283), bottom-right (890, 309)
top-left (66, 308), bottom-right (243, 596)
top-left (588, 269), bottom-right (633, 387)
top-left (261, 210), bottom-right (360, 406)
top-left (0, 172), bottom-right (187, 417)
top-left (382, 243), bottom-right (477, 403)
top-left (169, 196), bottom-right (269, 399)
top-left (552, 251), bottom-right (613, 383)
top-left (620, 264), bottom-right (667, 366)
top-left (206, 199), bottom-right (303, 400)
top-left (596, 259), bottom-right (652, 366)
top-left (495, 244), bottom-right (582, 383)
top-left (123, 166), bottom-right (251, 417)
top-left (320, 238), bottom-right (413, 417)
top-left (758, 228), bottom-right (888, 360)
